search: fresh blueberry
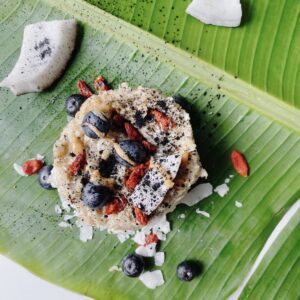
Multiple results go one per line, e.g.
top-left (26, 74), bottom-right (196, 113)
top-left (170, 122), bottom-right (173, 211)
top-left (99, 156), bottom-right (115, 178)
top-left (122, 253), bottom-right (145, 277)
top-left (114, 140), bottom-right (147, 166)
top-left (176, 261), bottom-right (197, 281)
top-left (82, 111), bottom-right (110, 139)
top-left (65, 94), bottom-right (85, 117)
top-left (38, 165), bottom-right (54, 190)
top-left (173, 94), bottom-right (191, 112)
top-left (82, 183), bottom-right (113, 209)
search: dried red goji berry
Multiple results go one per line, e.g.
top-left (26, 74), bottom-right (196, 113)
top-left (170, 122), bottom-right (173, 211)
top-left (112, 113), bottom-right (125, 128)
top-left (134, 207), bottom-right (148, 226)
top-left (94, 75), bottom-right (110, 92)
top-left (126, 161), bottom-right (150, 192)
top-left (124, 122), bottom-right (143, 143)
top-left (144, 233), bottom-right (159, 246)
top-left (22, 159), bottom-right (44, 175)
top-left (124, 122), bottom-right (156, 153)
top-left (231, 150), bottom-right (249, 177)
top-left (77, 80), bottom-right (93, 98)
top-left (105, 195), bottom-right (128, 215)
top-left (150, 109), bottom-right (175, 132)
top-left (68, 151), bottom-right (86, 176)
top-left (142, 140), bottom-right (157, 153)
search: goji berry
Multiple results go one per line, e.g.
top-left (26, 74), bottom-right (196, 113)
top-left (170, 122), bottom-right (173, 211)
top-left (22, 159), bottom-right (44, 175)
top-left (68, 151), bottom-right (86, 176)
top-left (77, 80), bottom-right (93, 98)
top-left (144, 233), bottom-right (159, 246)
top-left (105, 195), bottom-right (128, 215)
top-left (150, 109), bottom-right (175, 132)
top-left (231, 150), bottom-right (249, 177)
top-left (126, 161), bottom-right (150, 192)
top-left (134, 207), bottom-right (148, 226)
top-left (94, 75), bottom-right (110, 92)
top-left (142, 140), bottom-right (157, 153)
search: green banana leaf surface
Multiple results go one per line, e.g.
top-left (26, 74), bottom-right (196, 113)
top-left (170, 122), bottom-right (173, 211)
top-left (0, 0), bottom-right (299, 299)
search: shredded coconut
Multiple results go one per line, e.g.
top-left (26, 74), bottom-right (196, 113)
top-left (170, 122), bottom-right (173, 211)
top-left (109, 265), bottom-right (122, 272)
top-left (181, 183), bottom-right (213, 206)
top-left (235, 201), bottom-right (243, 208)
top-left (13, 163), bottom-right (27, 176)
top-left (36, 154), bottom-right (44, 161)
top-left (178, 213), bottom-right (186, 219)
top-left (135, 243), bottom-right (157, 257)
top-left (58, 221), bottom-right (72, 228)
top-left (54, 205), bottom-right (62, 214)
top-left (76, 220), bottom-right (93, 242)
top-left (214, 183), bottom-right (229, 197)
top-left (154, 252), bottom-right (165, 266)
top-left (139, 270), bottom-right (164, 289)
top-left (199, 168), bottom-right (208, 179)
top-left (196, 209), bottom-right (210, 218)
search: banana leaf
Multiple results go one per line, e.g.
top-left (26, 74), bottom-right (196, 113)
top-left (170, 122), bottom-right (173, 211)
top-left (0, 0), bottom-right (299, 299)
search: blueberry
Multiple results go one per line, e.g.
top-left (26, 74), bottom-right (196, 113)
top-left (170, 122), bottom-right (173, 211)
top-left (82, 183), bottom-right (113, 209)
top-left (38, 165), bottom-right (54, 190)
top-left (65, 94), bottom-right (85, 117)
top-left (122, 254), bottom-right (145, 277)
top-left (173, 94), bottom-right (191, 112)
top-left (82, 111), bottom-right (110, 139)
top-left (99, 156), bottom-right (115, 178)
top-left (114, 140), bottom-right (147, 166)
top-left (176, 261), bottom-right (197, 281)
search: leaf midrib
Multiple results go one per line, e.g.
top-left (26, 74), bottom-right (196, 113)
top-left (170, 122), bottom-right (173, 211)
top-left (45, 0), bottom-right (300, 134)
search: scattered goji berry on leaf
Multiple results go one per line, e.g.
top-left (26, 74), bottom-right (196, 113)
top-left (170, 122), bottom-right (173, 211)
top-left (94, 75), bottom-right (110, 92)
top-left (105, 195), bottom-right (128, 215)
top-left (149, 109), bottom-right (175, 132)
top-left (22, 159), bottom-right (44, 175)
top-left (231, 150), bottom-right (249, 177)
top-left (126, 161), bottom-right (150, 192)
top-left (68, 151), bottom-right (86, 176)
top-left (134, 207), bottom-right (148, 226)
top-left (144, 233), bottom-right (159, 246)
top-left (112, 113), bottom-right (125, 128)
top-left (142, 140), bottom-right (157, 153)
top-left (77, 80), bottom-right (93, 98)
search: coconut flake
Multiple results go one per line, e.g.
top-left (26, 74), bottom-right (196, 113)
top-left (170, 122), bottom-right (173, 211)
top-left (199, 168), bottom-right (208, 179)
top-left (135, 243), bottom-right (157, 257)
top-left (235, 201), bottom-right (243, 208)
top-left (196, 209), bottom-right (210, 218)
top-left (186, 0), bottom-right (242, 28)
top-left (54, 204), bottom-right (62, 214)
top-left (36, 154), bottom-right (44, 161)
top-left (181, 183), bottom-right (213, 206)
top-left (64, 214), bottom-right (75, 221)
top-left (139, 270), bottom-right (164, 289)
top-left (58, 221), bottom-right (72, 228)
top-left (154, 252), bottom-right (165, 266)
top-left (13, 163), bottom-right (27, 176)
top-left (133, 231), bottom-right (146, 245)
top-left (76, 220), bottom-right (93, 242)
top-left (214, 183), bottom-right (229, 197)
top-left (178, 213), bottom-right (186, 219)
top-left (109, 265), bottom-right (121, 272)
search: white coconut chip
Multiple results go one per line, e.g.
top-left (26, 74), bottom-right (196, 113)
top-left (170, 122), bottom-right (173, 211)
top-left (109, 265), bottom-right (122, 272)
top-left (235, 201), bottom-right (243, 208)
top-left (13, 163), bottom-right (27, 177)
top-left (181, 183), bottom-right (213, 207)
top-left (64, 214), bottom-right (75, 221)
top-left (58, 221), bottom-right (72, 228)
top-left (196, 209), bottom-right (210, 218)
top-left (54, 204), bottom-right (62, 214)
top-left (154, 252), bottom-right (165, 266)
top-left (186, 0), bottom-right (242, 28)
top-left (214, 183), bottom-right (229, 197)
top-left (199, 168), bottom-right (208, 179)
top-left (36, 154), bottom-right (44, 161)
top-left (135, 243), bottom-right (157, 257)
top-left (139, 270), bottom-right (164, 289)
top-left (132, 231), bottom-right (146, 245)
top-left (178, 213), bottom-right (186, 219)
top-left (76, 220), bottom-right (93, 242)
